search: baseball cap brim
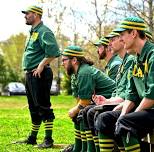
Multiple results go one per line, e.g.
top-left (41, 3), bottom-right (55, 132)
top-left (113, 27), bottom-right (126, 33)
top-left (94, 41), bottom-right (101, 46)
top-left (21, 10), bottom-right (28, 14)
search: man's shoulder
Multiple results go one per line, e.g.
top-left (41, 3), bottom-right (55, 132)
top-left (110, 55), bottom-right (122, 68)
top-left (78, 64), bottom-right (99, 75)
top-left (78, 64), bottom-right (91, 73)
top-left (144, 41), bottom-right (154, 60)
top-left (37, 24), bottom-right (53, 33)
top-left (126, 54), bottom-right (134, 62)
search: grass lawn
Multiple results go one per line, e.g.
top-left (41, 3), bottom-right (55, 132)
top-left (0, 95), bottom-right (76, 152)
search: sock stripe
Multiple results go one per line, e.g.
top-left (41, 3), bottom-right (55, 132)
top-left (32, 126), bottom-right (40, 129)
top-left (118, 146), bottom-right (125, 152)
top-left (75, 136), bottom-right (81, 139)
top-left (86, 134), bottom-right (93, 138)
top-left (44, 122), bottom-right (53, 125)
top-left (94, 139), bottom-right (99, 142)
top-left (75, 132), bottom-right (81, 136)
top-left (81, 139), bottom-right (87, 141)
top-left (87, 137), bottom-right (93, 141)
top-left (80, 131), bottom-right (85, 134)
top-left (75, 129), bottom-right (80, 133)
top-left (45, 128), bottom-right (53, 130)
top-left (99, 143), bottom-right (114, 148)
top-left (125, 144), bottom-right (140, 151)
top-left (32, 129), bottom-right (39, 131)
top-left (32, 124), bottom-right (40, 127)
top-left (93, 136), bottom-right (98, 139)
top-left (129, 149), bottom-right (140, 152)
top-left (99, 139), bottom-right (114, 142)
top-left (81, 135), bottom-right (86, 139)
top-left (100, 149), bottom-right (113, 152)
top-left (45, 125), bottom-right (53, 128)
top-left (85, 130), bottom-right (92, 134)
top-left (32, 124), bottom-right (40, 131)
top-left (81, 131), bottom-right (87, 141)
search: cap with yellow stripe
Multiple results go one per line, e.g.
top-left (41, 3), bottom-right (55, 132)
top-left (94, 37), bottom-right (110, 46)
top-left (144, 29), bottom-right (153, 40)
top-left (114, 16), bottom-right (146, 32)
top-left (62, 46), bottom-right (84, 57)
top-left (22, 5), bottom-right (43, 16)
top-left (105, 31), bottom-right (120, 39)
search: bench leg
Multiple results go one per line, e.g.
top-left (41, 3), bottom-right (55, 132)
top-left (150, 144), bottom-right (154, 152)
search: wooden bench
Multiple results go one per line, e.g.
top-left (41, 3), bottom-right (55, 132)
top-left (94, 105), bottom-right (154, 152)
top-left (142, 129), bottom-right (154, 152)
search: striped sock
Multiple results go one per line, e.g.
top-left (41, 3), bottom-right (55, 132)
top-left (30, 123), bottom-right (40, 137)
top-left (122, 133), bottom-right (140, 152)
top-left (73, 124), bottom-right (82, 152)
top-left (116, 136), bottom-right (125, 152)
top-left (93, 135), bottom-right (100, 152)
top-left (44, 120), bottom-right (53, 139)
top-left (80, 130), bottom-right (87, 152)
top-left (80, 120), bottom-right (87, 152)
top-left (86, 130), bottom-right (96, 152)
top-left (98, 133), bottom-right (114, 152)
top-left (118, 146), bottom-right (125, 152)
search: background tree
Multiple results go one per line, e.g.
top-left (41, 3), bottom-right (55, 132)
top-left (0, 54), bottom-right (7, 87)
top-left (112, 0), bottom-right (154, 37)
top-left (0, 33), bottom-right (27, 86)
top-left (0, 0), bottom-right (153, 93)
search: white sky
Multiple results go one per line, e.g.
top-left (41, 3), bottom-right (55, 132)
top-left (0, 0), bottom-right (118, 41)
top-left (0, 0), bottom-right (93, 41)
top-left (0, 0), bottom-right (42, 41)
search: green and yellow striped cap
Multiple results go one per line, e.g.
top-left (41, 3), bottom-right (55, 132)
top-left (145, 29), bottom-right (153, 40)
top-left (22, 5), bottom-right (43, 16)
top-left (115, 16), bottom-right (146, 32)
top-left (94, 37), bottom-right (110, 46)
top-left (105, 31), bottom-right (120, 39)
top-left (62, 45), bottom-right (84, 57)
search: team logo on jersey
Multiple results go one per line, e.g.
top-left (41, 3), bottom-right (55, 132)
top-left (31, 32), bottom-right (39, 41)
top-left (132, 59), bottom-right (148, 77)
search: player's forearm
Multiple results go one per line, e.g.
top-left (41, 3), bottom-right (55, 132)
top-left (78, 99), bottom-right (91, 108)
top-left (109, 97), bottom-right (124, 104)
top-left (135, 97), bottom-right (154, 112)
top-left (68, 99), bottom-right (91, 118)
top-left (120, 100), bottom-right (135, 116)
top-left (39, 57), bottom-right (55, 67)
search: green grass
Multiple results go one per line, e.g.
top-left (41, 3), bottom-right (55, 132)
top-left (0, 95), bottom-right (76, 152)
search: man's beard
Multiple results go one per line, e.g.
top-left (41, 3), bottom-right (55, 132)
top-left (67, 63), bottom-right (74, 76)
top-left (99, 51), bottom-right (106, 60)
top-left (26, 22), bottom-right (32, 25)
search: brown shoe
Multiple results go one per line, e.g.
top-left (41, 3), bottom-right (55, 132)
top-left (61, 144), bottom-right (74, 152)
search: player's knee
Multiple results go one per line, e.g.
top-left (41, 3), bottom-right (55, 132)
top-left (95, 112), bottom-right (111, 131)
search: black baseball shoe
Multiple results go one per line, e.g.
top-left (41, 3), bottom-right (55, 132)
top-left (13, 136), bottom-right (37, 145)
top-left (35, 137), bottom-right (54, 149)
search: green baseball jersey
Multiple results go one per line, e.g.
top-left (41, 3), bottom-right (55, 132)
top-left (22, 21), bottom-right (60, 70)
top-left (71, 64), bottom-right (116, 100)
top-left (105, 54), bottom-right (122, 80)
top-left (126, 41), bottom-right (154, 106)
top-left (112, 53), bottom-right (134, 99)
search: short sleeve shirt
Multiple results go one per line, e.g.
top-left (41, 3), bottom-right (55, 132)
top-left (22, 22), bottom-right (60, 70)
top-left (125, 41), bottom-right (154, 106)
top-left (71, 64), bottom-right (116, 100)
top-left (105, 55), bottom-right (122, 80)
top-left (112, 54), bottom-right (134, 99)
